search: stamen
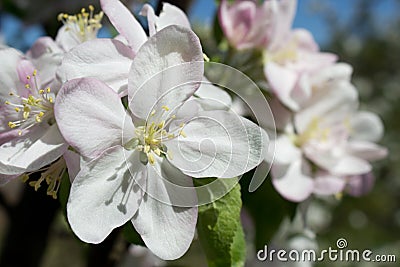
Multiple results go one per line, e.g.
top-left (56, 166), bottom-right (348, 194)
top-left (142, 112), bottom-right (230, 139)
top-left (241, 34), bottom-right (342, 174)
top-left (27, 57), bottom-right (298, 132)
top-left (6, 69), bottom-right (54, 134)
top-left (21, 157), bottom-right (66, 199)
top-left (58, 6), bottom-right (104, 43)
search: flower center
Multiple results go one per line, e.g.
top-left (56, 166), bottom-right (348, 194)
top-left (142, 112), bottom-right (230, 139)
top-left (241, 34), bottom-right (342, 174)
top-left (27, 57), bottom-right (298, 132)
top-left (5, 70), bottom-right (54, 135)
top-left (58, 5), bottom-right (103, 43)
top-left (292, 118), bottom-right (330, 147)
top-left (124, 105), bottom-right (186, 165)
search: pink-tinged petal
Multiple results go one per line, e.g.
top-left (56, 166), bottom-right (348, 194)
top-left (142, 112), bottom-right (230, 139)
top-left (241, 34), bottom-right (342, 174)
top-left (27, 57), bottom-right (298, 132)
top-left (55, 78), bottom-right (135, 159)
top-left (346, 172), bottom-right (375, 197)
top-left (63, 150), bottom-right (81, 183)
top-left (272, 135), bottom-right (302, 165)
top-left (0, 124), bottom-right (67, 175)
top-left (291, 29), bottom-right (319, 52)
top-left (295, 82), bottom-right (358, 134)
top-left (271, 159), bottom-right (314, 202)
top-left (0, 47), bottom-right (25, 101)
top-left (140, 4), bottom-right (157, 36)
top-left (313, 173), bottom-right (345, 196)
top-left (346, 141), bottom-right (388, 161)
top-left (350, 111), bottom-right (384, 142)
top-left (219, 0), bottom-right (257, 50)
top-left (157, 3), bottom-right (191, 30)
top-left (57, 39), bottom-right (135, 95)
top-left (16, 59), bottom-right (36, 86)
top-left (264, 62), bottom-right (299, 110)
top-left (67, 147), bottom-right (146, 243)
top-left (0, 129), bottom-right (21, 144)
top-left (27, 37), bottom-right (63, 87)
top-left (167, 110), bottom-right (268, 178)
top-left (128, 26), bottom-right (203, 119)
top-left (132, 159), bottom-right (197, 260)
top-left (100, 0), bottom-right (147, 52)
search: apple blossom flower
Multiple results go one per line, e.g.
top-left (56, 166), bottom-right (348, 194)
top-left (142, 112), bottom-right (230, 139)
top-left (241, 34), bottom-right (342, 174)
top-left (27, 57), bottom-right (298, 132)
top-left (218, 0), bottom-right (297, 50)
top-left (269, 72), bottom-right (387, 202)
top-left (0, 47), bottom-right (70, 197)
top-left (55, 26), bottom-right (267, 259)
top-left (264, 29), bottom-right (338, 111)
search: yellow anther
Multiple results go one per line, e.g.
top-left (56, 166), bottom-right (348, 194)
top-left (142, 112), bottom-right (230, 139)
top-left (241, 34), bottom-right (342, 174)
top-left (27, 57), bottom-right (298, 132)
top-left (15, 107), bottom-right (20, 112)
top-left (20, 174), bottom-right (29, 183)
top-left (144, 145), bottom-right (150, 154)
top-left (25, 84), bottom-right (30, 89)
top-left (26, 75), bottom-right (31, 80)
top-left (39, 89), bottom-right (45, 94)
top-left (89, 5), bottom-right (94, 11)
top-left (46, 87), bottom-right (51, 93)
top-left (5, 101), bottom-right (10, 105)
top-left (49, 97), bottom-right (54, 103)
top-left (180, 130), bottom-right (187, 138)
top-left (33, 70), bottom-right (37, 76)
top-left (8, 122), bottom-right (16, 128)
top-left (154, 148), bottom-right (161, 156)
top-left (148, 153), bottom-right (155, 165)
top-left (162, 105), bottom-right (170, 111)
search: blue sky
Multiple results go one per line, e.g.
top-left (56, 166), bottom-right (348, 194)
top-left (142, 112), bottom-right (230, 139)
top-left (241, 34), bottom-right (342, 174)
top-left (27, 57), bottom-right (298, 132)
top-left (1, 0), bottom-right (398, 50)
top-left (189, 0), bottom-right (398, 45)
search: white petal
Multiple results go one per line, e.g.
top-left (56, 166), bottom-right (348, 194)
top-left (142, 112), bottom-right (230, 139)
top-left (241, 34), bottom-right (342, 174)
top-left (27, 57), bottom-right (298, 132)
top-left (272, 135), bottom-right (301, 165)
top-left (167, 110), bottom-right (268, 178)
top-left (194, 78), bottom-right (232, 110)
top-left (330, 155), bottom-right (371, 176)
top-left (55, 78), bottom-right (135, 159)
top-left (132, 159), bottom-right (197, 260)
top-left (101, 0), bottom-right (147, 52)
top-left (295, 81), bottom-right (358, 134)
top-left (0, 124), bottom-right (67, 175)
top-left (55, 25), bottom-right (81, 52)
top-left (67, 147), bottom-right (146, 243)
top-left (264, 62), bottom-right (299, 110)
top-left (350, 111), bottom-right (384, 142)
top-left (157, 3), bottom-right (191, 30)
top-left (57, 39), bottom-right (135, 95)
top-left (128, 26), bottom-right (203, 120)
top-left (347, 141), bottom-right (388, 161)
top-left (271, 160), bottom-right (314, 202)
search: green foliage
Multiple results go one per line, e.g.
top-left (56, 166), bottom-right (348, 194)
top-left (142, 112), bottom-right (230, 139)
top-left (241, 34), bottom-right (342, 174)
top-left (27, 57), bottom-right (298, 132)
top-left (195, 178), bottom-right (246, 267)
top-left (240, 173), bottom-right (297, 249)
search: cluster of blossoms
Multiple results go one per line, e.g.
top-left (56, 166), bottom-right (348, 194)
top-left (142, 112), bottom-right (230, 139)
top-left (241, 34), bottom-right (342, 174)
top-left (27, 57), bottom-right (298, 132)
top-left (0, 0), bottom-right (267, 260)
top-left (0, 0), bottom-right (387, 262)
top-left (219, 0), bottom-right (387, 202)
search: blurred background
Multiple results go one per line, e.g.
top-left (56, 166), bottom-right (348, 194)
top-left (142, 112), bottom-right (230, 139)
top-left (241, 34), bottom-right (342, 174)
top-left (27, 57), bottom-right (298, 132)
top-left (0, 0), bottom-right (399, 266)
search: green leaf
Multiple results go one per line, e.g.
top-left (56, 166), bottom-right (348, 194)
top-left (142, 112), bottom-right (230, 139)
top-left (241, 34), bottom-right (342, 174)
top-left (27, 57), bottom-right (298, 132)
top-left (195, 178), bottom-right (246, 267)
